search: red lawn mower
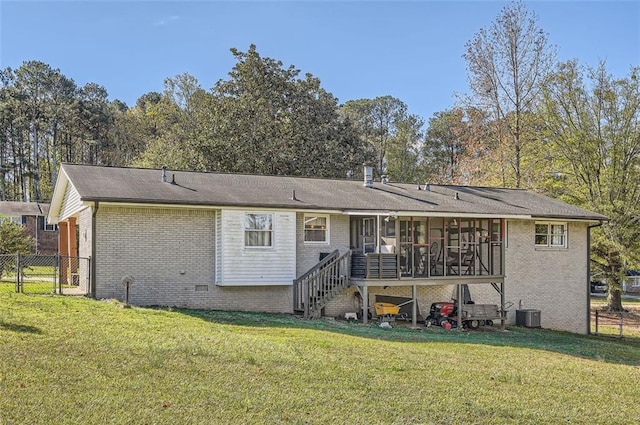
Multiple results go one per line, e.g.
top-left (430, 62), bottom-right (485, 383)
top-left (424, 285), bottom-right (503, 330)
top-left (425, 300), bottom-right (462, 329)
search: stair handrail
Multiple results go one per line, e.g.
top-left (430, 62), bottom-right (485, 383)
top-left (295, 249), bottom-right (339, 283)
top-left (293, 250), bottom-right (351, 318)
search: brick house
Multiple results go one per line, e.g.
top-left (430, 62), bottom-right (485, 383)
top-left (0, 201), bottom-right (58, 254)
top-left (48, 164), bottom-right (606, 334)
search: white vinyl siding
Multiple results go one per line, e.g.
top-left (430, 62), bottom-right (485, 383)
top-left (218, 210), bottom-right (296, 286)
top-left (215, 210), bottom-right (223, 285)
top-left (59, 183), bottom-right (84, 220)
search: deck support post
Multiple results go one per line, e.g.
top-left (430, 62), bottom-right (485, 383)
top-left (457, 284), bottom-right (462, 329)
top-left (411, 285), bottom-right (418, 329)
top-left (500, 281), bottom-right (506, 330)
top-left (362, 285), bottom-right (368, 325)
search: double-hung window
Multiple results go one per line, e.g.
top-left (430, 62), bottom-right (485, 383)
top-left (535, 222), bottom-right (567, 248)
top-left (245, 213), bottom-right (273, 247)
top-left (304, 215), bottom-right (329, 243)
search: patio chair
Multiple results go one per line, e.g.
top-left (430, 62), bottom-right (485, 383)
top-left (447, 249), bottom-right (475, 275)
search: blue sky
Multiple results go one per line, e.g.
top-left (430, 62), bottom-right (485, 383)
top-left (1, 1), bottom-right (639, 122)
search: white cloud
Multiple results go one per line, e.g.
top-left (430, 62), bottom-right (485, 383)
top-left (154, 15), bottom-right (180, 26)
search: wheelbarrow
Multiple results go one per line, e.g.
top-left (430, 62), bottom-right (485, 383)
top-left (373, 302), bottom-right (399, 322)
top-left (373, 301), bottom-right (412, 322)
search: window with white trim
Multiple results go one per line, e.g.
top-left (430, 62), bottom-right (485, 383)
top-left (38, 217), bottom-right (57, 231)
top-left (304, 214), bottom-right (329, 243)
top-left (244, 213), bottom-right (273, 247)
top-left (535, 222), bottom-right (567, 248)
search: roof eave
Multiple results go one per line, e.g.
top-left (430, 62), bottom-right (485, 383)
top-left (530, 214), bottom-right (609, 222)
top-left (48, 167), bottom-right (70, 224)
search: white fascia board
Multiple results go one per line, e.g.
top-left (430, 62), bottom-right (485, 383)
top-left (89, 201), bottom-right (220, 211)
top-left (295, 208), bottom-right (343, 214)
top-left (530, 216), bottom-right (604, 223)
top-left (92, 201), bottom-right (342, 215)
top-left (47, 168), bottom-right (69, 224)
top-left (344, 210), bottom-right (531, 220)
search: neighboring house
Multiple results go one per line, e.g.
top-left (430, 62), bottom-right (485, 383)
top-left (623, 270), bottom-right (640, 294)
top-left (0, 201), bottom-right (58, 255)
top-left (48, 163), bottom-right (607, 334)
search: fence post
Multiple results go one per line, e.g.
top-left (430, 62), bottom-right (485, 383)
top-left (15, 253), bottom-right (21, 293)
top-left (594, 310), bottom-right (599, 336)
top-left (56, 254), bottom-right (61, 295)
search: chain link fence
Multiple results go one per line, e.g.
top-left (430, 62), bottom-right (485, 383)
top-left (0, 254), bottom-right (91, 295)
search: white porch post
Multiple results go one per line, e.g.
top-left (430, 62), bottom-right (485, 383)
top-left (376, 215), bottom-right (381, 253)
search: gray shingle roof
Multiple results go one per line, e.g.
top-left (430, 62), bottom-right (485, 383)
top-left (0, 201), bottom-right (48, 216)
top-left (60, 164), bottom-right (607, 221)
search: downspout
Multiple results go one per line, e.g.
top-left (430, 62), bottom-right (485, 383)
top-left (91, 201), bottom-right (99, 298)
top-left (587, 220), bottom-right (603, 335)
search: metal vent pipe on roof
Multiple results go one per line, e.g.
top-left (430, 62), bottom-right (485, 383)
top-left (161, 166), bottom-right (167, 183)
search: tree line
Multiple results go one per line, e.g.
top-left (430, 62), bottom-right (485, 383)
top-left (1, 1), bottom-right (638, 309)
top-left (0, 47), bottom-right (430, 203)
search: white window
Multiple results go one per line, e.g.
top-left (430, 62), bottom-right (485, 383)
top-left (45, 223), bottom-right (58, 231)
top-left (535, 222), bottom-right (567, 248)
top-left (244, 213), bottom-right (273, 247)
top-left (304, 214), bottom-right (329, 243)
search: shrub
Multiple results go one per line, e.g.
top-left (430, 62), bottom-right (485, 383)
top-left (0, 216), bottom-right (34, 277)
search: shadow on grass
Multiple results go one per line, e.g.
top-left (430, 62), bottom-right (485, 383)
top-left (158, 307), bottom-right (640, 367)
top-left (0, 322), bottom-right (43, 334)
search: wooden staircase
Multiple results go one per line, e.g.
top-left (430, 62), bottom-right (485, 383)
top-left (293, 250), bottom-right (351, 318)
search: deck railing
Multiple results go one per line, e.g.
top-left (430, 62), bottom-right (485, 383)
top-left (293, 250), bottom-right (351, 318)
top-left (351, 253), bottom-right (398, 279)
top-left (351, 247), bottom-right (503, 280)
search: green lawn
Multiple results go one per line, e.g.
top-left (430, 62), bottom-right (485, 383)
top-left (0, 281), bottom-right (57, 295)
top-left (591, 295), bottom-right (640, 306)
top-left (590, 296), bottom-right (640, 338)
top-left (1, 294), bottom-right (639, 424)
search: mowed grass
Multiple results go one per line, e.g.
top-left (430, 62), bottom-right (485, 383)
top-left (591, 295), bottom-right (640, 307)
top-left (0, 281), bottom-right (58, 295)
top-left (1, 295), bottom-right (639, 425)
top-left (590, 297), bottom-right (640, 338)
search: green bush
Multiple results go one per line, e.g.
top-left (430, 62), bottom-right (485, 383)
top-left (0, 216), bottom-right (34, 277)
